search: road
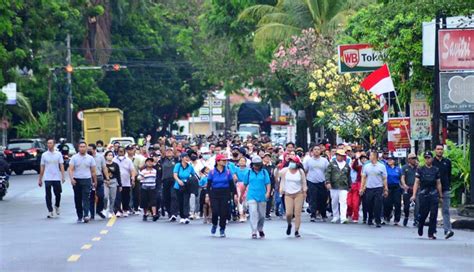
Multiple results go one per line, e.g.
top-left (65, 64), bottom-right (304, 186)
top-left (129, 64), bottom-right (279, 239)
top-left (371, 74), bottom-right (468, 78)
top-left (1, 173), bottom-right (473, 272)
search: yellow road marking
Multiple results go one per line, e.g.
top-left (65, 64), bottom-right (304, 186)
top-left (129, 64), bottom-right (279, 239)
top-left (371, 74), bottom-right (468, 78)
top-left (100, 230), bottom-right (109, 235)
top-left (81, 244), bottom-right (92, 250)
top-left (67, 255), bottom-right (81, 262)
top-left (92, 237), bottom-right (101, 241)
top-left (106, 216), bottom-right (116, 227)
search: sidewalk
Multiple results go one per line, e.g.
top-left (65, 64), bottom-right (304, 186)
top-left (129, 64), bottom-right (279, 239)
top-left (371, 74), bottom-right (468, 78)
top-left (448, 207), bottom-right (474, 231)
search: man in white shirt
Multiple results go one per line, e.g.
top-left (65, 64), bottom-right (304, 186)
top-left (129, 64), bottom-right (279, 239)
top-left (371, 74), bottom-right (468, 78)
top-left (38, 139), bottom-right (65, 218)
top-left (304, 146), bottom-right (329, 221)
top-left (126, 145), bottom-right (145, 215)
top-left (113, 146), bottom-right (136, 217)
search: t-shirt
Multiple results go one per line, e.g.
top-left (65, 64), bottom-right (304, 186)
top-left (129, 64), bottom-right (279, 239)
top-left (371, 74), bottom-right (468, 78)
top-left (139, 168), bottom-right (157, 189)
top-left (416, 166), bottom-right (440, 191)
top-left (70, 153), bottom-right (96, 179)
top-left (401, 164), bottom-right (417, 187)
top-left (234, 167), bottom-right (250, 183)
top-left (208, 167), bottom-right (232, 189)
top-left (304, 157), bottom-right (329, 183)
top-left (386, 165), bottom-right (401, 185)
top-left (173, 163), bottom-right (196, 190)
top-left (362, 161), bottom-right (387, 189)
top-left (191, 160), bottom-right (205, 175)
top-left (161, 157), bottom-right (176, 180)
top-left (113, 156), bottom-right (134, 187)
top-left (283, 169), bottom-right (304, 194)
top-left (244, 169), bottom-right (270, 202)
top-left (40, 150), bottom-right (64, 181)
top-left (93, 154), bottom-right (106, 177)
top-left (432, 157), bottom-right (451, 192)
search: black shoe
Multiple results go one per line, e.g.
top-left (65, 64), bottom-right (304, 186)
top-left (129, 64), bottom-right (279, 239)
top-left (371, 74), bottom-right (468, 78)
top-left (97, 212), bottom-right (106, 219)
top-left (376, 224), bottom-right (382, 228)
top-left (368, 221), bottom-right (374, 226)
top-left (306, 208), bottom-right (311, 214)
top-left (413, 221), bottom-right (418, 227)
top-left (153, 214), bottom-right (159, 221)
top-left (142, 215), bottom-right (147, 221)
top-left (265, 215), bottom-right (271, 220)
top-left (418, 227), bottom-right (423, 237)
top-left (362, 219), bottom-right (367, 224)
top-left (286, 224), bottom-right (292, 235)
top-left (83, 217), bottom-right (90, 223)
top-left (259, 231), bottom-right (265, 238)
top-left (310, 217), bottom-right (316, 222)
top-left (445, 231), bottom-right (454, 240)
top-left (295, 231), bottom-right (301, 238)
top-left (403, 218), bottom-right (408, 227)
top-left (429, 235), bottom-right (437, 240)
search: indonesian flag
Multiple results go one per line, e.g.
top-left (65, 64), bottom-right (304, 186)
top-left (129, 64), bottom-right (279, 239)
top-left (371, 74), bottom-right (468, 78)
top-left (378, 94), bottom-right (389, 123)
top-left (360, 64), bottom-right (395, 95)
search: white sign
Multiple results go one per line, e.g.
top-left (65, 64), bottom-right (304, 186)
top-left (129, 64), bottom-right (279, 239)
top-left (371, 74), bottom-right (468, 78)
top-left (212, 100), bottom-right (223, 107)
top-left (77, 111), bottom-right (84, 121)
top-left (200, 115), bottom-right (209, 121)
top-left (212, 108), bottom-right (222, 115)
top-left (393, 149), bottom-right (407, 158)
top-left (199, 107), bottom-right (210, 115)
top-left (1, 83), bottom-right (17, 105)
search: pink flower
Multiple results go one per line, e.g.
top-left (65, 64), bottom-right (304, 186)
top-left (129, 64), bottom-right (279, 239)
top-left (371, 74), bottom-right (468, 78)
top-left (282, 61), bottom-right (289, 68)
top-left (289, 47), bottom-right (298, 55)
top-left (269, 60), bottom-right (277, 73)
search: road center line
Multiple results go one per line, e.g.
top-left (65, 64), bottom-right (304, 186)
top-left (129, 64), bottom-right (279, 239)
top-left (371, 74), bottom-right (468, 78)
top-left (106, 217), bottom-right (116, 227)
top-left (100, 229), bottom-right (109, 235)
top-left (81, 244), bottom-right (92, 250)
top-left (92, 237), bottom-right (101, 241)
top-left (67, 255), bottom-right (81, 262)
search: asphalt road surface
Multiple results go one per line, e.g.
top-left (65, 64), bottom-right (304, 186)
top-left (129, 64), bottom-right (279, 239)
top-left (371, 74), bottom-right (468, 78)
top-left (1, 173), bottom-right (473, 272)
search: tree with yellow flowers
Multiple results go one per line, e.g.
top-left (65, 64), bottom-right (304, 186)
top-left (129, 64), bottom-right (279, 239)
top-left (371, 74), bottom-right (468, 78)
top-left (309, 56), bottom-right (385, 144)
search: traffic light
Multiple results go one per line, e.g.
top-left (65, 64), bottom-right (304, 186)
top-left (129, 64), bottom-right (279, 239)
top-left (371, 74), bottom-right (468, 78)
top-left (113, 64), bottom-right (120, 71)
top-left (102, 64), bottom-right (123, 71)
top-left (65, 64), bottom-right (73, 73)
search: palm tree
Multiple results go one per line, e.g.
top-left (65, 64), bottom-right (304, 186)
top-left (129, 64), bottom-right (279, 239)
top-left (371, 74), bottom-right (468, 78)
top-left (239, 0), bottom-right (373, 54)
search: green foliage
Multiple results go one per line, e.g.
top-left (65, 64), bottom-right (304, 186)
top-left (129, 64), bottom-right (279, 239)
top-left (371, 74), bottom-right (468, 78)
top-left (15, 112), bottom-right (54, 139)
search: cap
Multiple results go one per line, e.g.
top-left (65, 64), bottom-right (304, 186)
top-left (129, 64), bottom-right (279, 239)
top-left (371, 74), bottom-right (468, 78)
top-left (423, 151), bottom-right (433, 158)
top-left (345, 145), bottom-right (352, 152)
top-left (180, 152), bottom-right (189, 159)
top-left (263, 152), bottom-right (272, 158)
top-left (360, 154), bottom-right (369, 160)
top-left (288, 156), bottom-right (301, 164)
top-left (216, 154), bottom-right (228, 162)
top-left (296, 147), bottom-right (304, 152)
top-left (190, 142), bottom-right (197, 147)
top-left (125, 144), bottom-right (135, 150)
top-left (231, 145), bottom-right (240, 151)
top-left (408, 153), bottom-right (418, 159)
top-left (251, 156), bottom-right (263, 164)
top-left (145, 157), bottom-right (154, 163)
top-left (387, 155), bottom-right (396, 160)
top-left (336, 149), bottom-right (346, 156)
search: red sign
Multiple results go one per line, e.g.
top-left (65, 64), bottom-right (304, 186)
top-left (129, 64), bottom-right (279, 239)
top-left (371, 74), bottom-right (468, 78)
top-left (338, 44), bottom-right (386, 73)
top-left (387, 118), bottom-right (411, 152)
top-left (438, 29), bottom-right (474, 71)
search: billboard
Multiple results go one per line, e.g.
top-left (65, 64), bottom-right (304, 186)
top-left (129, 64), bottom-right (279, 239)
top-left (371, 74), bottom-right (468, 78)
top-left (410, 91), bottom-right (431, 140)
top-left (438, 29), bottom-right (474, 71)
top-left (337, 44), bottom-right (386, 73)
top-left (439, 72), bottom-right (474, 114)
top-left (387, 118), bottom-right (411, 152)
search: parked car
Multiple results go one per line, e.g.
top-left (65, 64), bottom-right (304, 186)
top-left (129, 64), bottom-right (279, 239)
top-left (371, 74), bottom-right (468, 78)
top-left (3, 139), bottom-right (46, 175)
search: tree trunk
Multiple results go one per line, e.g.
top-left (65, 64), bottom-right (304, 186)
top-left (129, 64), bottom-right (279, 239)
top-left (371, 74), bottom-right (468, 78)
top-left (305, 106), bottom-right (317, 146)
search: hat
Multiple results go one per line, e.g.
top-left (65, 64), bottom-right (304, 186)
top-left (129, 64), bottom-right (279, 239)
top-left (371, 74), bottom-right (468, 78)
top-left (251, 156), bottom-right (263, 164)
top-left (408, 153), bottom-right (418, 159)
top-left (145, 157), bottom-right (154, 163)
top-left (125, 144), bottom-right (135, 150)
top-left (187, 149), bottom-right (197, 156)
top-left (336, 149), bottom-right (346, 156)
top-left (296, 147), bottom-right (304, 152)
top-left (216, 154), bottom-right (228, 162)
top-left (190, 142), bottom-right (197, 147)
top-left (200, 146), bottom-right (210, 154)
top-left (263, 152), bottom-right (272, 158)
top-left (288, 156), bottom-right (301, 164)
top-left (231, 145), bottom-right (240, 151)
top-left (180, 152), bottom-right (189, 159)
top-left (345, 146), bottom-right (352, 152)
top-left (423, 151), bottom-right (433, 158)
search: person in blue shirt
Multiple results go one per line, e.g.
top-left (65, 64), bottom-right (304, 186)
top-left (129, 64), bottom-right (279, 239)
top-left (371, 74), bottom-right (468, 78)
top-left (199, 167), bottom-right (211, 224)
top-left (207, 154), bottom-right (234, 237)
top-left (244, 156), bottom-right (271, 239)
top-left (173, 152), bottom-right (196, 224)
top-left (233, 157), bottom-right (250, 222)
top-left (384, 156), bottom-right (402, 225)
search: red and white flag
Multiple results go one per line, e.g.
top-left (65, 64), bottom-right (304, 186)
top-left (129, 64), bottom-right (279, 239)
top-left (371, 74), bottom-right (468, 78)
top-left (360, 64), bottom-right (395, 95)
top-left (378, 94), bottom-right (389, 123)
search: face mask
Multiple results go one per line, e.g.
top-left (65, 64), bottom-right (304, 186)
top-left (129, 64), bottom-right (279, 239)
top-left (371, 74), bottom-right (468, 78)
top-left (202, 154), bottom-right (210, 160)
top-left (97, 147), bottom-right (104, 152)
top-left (232, 152), bottom-right (239, 157)
top-left (289, 162), bottom-right (297, 169)
top-left (118, 155), bottom-right (125, 160)
top-left (190, 155), bottom-right (198, 161)
top-left (297, 152), bottom-right (303, 157)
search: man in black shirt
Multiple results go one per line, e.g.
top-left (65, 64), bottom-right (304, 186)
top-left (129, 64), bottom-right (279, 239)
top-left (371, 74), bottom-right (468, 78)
top-left (161, 148), bottom-right (178, 220)
top-left (432, 144), bottom-right (454, 239)
top-left (401, 153), bottom-right (419, 227)
top-left (411, 151), bottom-right (442, 240)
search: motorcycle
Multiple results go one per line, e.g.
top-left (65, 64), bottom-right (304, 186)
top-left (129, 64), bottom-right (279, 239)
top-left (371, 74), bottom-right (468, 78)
top-left (63, 154), bottom-right (70, 171)
top-left (0, 175), bottom-right (9, 200)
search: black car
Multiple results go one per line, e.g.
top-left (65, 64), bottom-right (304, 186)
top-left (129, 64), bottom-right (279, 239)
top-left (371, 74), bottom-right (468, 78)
top-left (4, 139), bottom-right (46, 175)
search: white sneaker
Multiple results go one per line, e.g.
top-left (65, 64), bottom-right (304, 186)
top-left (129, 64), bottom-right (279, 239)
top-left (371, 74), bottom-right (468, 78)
top-left (194, 214), bottom-right (200, 220)
top-left (341, 219), bottom-right (348, 224)
top-left (55, 206), bottom-right (60, 216)
top-left (189, 214), bottom-right (194, 220)
top-left (331, 218), bottom-right (339, 223)
top-left (184, 218), bottom-right (190, 224)
top-left (179, 218), bottom-right (185, 224)
top-left (123, 211), bottom-right (129, 217)
top-left (135, 210), bottom-right (141, 216)
top-left (47, 212), bottom-right (54, 218)
top-left (107, 212), bottom-right (113, 219)
top-left (116, 212), bottom-right (122, 218)
top-left (169, 215), bottom-right (177, 222)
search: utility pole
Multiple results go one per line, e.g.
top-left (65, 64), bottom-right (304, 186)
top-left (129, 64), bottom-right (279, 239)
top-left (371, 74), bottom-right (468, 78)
top-left (470, 115), bottom-right (474, 204)
top-left (66, 34), bottom-right (73, 143)
top-left (432, 14), bottom-right (442, 149)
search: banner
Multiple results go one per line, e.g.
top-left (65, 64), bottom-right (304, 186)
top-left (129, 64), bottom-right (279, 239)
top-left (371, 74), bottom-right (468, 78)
top-left (439, 72), bottom-right (474, 114)
top-left (438, 29), bottom-right (474, 71)
top-left (410, 91), bottom-right (431, 140)
top-left (387, 118), bottom-right (411, 152)
top-left (338, 44), bottom-right (386, 73)
top-left (1, 83), bottom-right (17, 105)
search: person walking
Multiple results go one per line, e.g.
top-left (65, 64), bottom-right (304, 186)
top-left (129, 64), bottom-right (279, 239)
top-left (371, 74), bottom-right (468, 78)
top-left (38, 139), bottom-right (65, 218)
top-left (401, 153), bottom-right (419, 227)
top-left (207, 154), bottom-right (234, 237)
top-left (432, 144), bottom-right (454, 239)
top-left (173, 152), bottom-right (196, 224)
top-left (138, 158), bottom-right (160, 222)
top-left (303, 146), bottom-right (329, 222)
top-left (104, 151), bottom-right (121, 218)
top-left (161, 148), bottom-right (178, 221)
top-left (244, 156), bottom-right (271, 239)
top-left (411, 151), bottom-right (443, 240)
top-left (69, 142), bottom-right (97, 223)
top-left (360, 151), bottom-right (388, 228)
top-left (384, 156), bottom-right (402, 225)
top-left (347, 153), bottom-right (368, 223)
top-left (279, 157), bottom-right (307, 238)
top-left (126, 145), bottom-right (145, 215)
top-left (88, 144), bottom-right (107, 219)
top-left (262, 153), bottom-right (276, 220)
top-left (325, 149), bottom-right (351, 224)
top-left (233, 157), bottom-right (250, 222)
top-left (113, 147), bottom-right (136, 217)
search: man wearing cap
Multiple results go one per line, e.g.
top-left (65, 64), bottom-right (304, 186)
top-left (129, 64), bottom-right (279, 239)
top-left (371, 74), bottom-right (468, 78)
top-left (360, 151), bottom-right (388, 228)
top-left (432, 144), bottom-right (454, 239)
top-left (325, 149), bottom-right (351, 224)
top-left (161, 147), bottom-right (178, 221)
top-left (401, 153), bottom-right (419, 227)
top-left (304, 145), bottom-right (330, 221)
top-left (411, 151), bottom-right (442, 239)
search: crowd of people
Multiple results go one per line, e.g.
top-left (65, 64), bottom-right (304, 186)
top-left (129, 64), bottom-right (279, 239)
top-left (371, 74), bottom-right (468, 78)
top-left (37, 134), bottom-right (455, 240)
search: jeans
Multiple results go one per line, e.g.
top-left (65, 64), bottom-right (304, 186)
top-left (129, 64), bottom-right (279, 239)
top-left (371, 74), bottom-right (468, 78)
top-left (365, 187), bottom-right (383, 225)
top-left (442, 190), bottom-right (452, 233)
top-left (384, 184), bottom-right (402, 223)
top-left (274, 191), bottom-right (284, 216)
top-left (73, 178), bottom-right (92, 219)
top-left (210, 189), bottom-right (230, 230)
top-left (89, 177), bottom-right (105, 218)
top-left (418, 189), bottom-right (439, 236)
top-left (308, 182), bottom-right (328, 218)
top-left (284, 192), bottom-right (304, 231)
top-left (248, 200), bottom-right (266, 234)
top-left (162, 178), bottom-right (174, 217)
top-left (104, 179), bottom-right (118, 214)
top-left (330, 189), bottom-right (348, 221)
top-left (175, 189), bottom-right (190, 219)
top-left (45, 180), bottom-right (62, 212)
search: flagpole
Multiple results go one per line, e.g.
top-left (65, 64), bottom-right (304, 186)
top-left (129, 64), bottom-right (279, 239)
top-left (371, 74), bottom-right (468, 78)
top-left (393, 90), bottom-right (412, 146)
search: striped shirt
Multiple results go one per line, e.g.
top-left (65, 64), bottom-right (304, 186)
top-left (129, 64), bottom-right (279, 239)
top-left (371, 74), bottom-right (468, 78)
top-left (139, 168), bottom-right (157, 189)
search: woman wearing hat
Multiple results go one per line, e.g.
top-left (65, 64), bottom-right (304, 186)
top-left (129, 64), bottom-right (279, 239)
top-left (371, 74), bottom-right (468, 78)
top-left (347, 152), bottom-right (368, 223)
top-left (207, 154), bottom-right (235, 237)
top-left (244, 156), bottom-right (271, 239)
top-left (279, 156), bottom-right (307, 237)
top-left (172, 152), bottom-right (196, 224)
top-left (325, 149), bottom-right (351, 224)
